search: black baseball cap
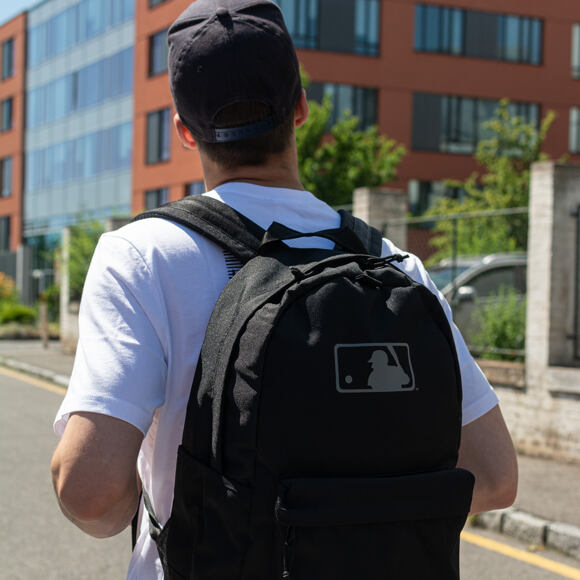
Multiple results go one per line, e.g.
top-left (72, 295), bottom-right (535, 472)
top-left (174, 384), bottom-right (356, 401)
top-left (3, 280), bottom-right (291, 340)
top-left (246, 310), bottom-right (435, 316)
top-left (168, 0), bottom-right (302, 143)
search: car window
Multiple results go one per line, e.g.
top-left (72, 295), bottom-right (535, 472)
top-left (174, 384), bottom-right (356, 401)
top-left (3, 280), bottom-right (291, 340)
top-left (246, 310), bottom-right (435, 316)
top-left (466, 266), bottom-right (517, 297)
top-left (428, 265), bottom-right (471, 290)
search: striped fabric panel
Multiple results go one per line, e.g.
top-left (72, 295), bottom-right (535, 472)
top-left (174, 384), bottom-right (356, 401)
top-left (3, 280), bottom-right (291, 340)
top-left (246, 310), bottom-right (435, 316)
top-left (224, 250), bottom-right (243, 279)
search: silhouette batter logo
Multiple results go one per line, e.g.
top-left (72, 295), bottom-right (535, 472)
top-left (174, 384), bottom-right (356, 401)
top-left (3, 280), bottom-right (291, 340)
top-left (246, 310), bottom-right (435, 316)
top-left (334, 343), bottom-right (415, 393)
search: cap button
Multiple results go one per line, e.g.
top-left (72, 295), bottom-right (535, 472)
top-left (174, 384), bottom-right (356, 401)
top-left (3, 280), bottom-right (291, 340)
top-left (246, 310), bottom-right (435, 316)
top-left (216, 7), bottom-right (229, 18)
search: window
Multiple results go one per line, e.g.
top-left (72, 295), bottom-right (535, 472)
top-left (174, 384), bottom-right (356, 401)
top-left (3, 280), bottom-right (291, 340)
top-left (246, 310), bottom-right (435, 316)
top-left (145, 188), bottom-right (169, 210)
top-left (408, 180), bottom-right (466, 216)
top-left (149, 28), bottom-right (169, 76)
top-left (412, 93), bottom-right (539, 154)
top-left (0, 157), bottom-right (12, 198)
top-left (25, 122), bottom-right (133, 192)
top-left (497, 14), bottom-right (542, 64)
top-left (570, 108), bottom-right (580, 153)
top-left (1, 98), bottom-right (13, 132)
top-left (309, 82), bottom-right (377, 130)
top-left (1, 38), bottom-right (14, 81)
top-left (273, 0), bottom-right (319, 49)
top-left (572, 24), bottom-right (580, 79)
top-left (146, 108), bottom-right (171, 164)
top-left (414, 5), bottom-right (542, 65)
top-left (28, 48), bottom-right (133, 129)
top-left (414, 5), bottom-right (464, 55)
top-left (27, 0), bottom-right (133, 69)
top-left (354, 0), bottom-right (380, 56)
top-left (186, 181), bottom-right (205, 196)
top-left (0, 216), bottom-right (10, 251)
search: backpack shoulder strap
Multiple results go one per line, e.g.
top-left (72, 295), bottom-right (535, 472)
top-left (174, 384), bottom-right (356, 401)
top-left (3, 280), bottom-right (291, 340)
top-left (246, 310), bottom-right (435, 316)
top-left (133, 196), bottom-right (264, 263)
top-left (338, 209), bottom-right (384, 257)
top-left (133, 196), bottom-right (384, 261)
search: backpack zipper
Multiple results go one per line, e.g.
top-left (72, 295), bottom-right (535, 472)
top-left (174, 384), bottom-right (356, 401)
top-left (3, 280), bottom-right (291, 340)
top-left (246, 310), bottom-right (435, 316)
top-left (281, 525), bottom-right (295, 578)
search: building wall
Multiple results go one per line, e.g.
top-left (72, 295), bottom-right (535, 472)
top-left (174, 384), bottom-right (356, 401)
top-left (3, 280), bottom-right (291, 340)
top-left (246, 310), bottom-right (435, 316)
top-left (132, 0), bottom-right (203, 214)
top-left (132, 0), bottom-right (580, 214)
top-left (23, 0), bottom-right (135, 243)
top-left (0, 13), bottom-right (26, 251)
top-left (299, 0), bottom-right (580, 189)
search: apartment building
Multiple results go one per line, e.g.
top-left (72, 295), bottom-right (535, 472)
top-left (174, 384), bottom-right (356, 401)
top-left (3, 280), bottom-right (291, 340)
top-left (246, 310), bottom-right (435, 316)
top-left (133, 0), bottom-right (580, 216)
top-left (0, 13), bottom-right (26, 252)
top-left (23, 0), bottom-right (135, 248)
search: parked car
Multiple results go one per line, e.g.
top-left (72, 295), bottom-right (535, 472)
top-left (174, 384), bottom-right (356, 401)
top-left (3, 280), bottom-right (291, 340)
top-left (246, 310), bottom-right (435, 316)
top-left (428, 253), bottom-right (527, 344)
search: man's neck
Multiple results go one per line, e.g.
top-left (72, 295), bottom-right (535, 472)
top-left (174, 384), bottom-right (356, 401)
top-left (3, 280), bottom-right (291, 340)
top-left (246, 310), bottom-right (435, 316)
top-left (201, 150), bottom-right (305, 192)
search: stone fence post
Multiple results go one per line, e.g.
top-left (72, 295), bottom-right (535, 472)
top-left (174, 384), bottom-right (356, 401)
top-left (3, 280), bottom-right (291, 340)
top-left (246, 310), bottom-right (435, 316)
top-left (352, 187), bottom-right (407, 249)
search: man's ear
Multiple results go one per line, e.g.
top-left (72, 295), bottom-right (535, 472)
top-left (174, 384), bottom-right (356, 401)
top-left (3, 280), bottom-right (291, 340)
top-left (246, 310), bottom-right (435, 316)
top-left (174, 114), bottom-right (197, 150)
top-left (294, 89), bottom-right (309, 129)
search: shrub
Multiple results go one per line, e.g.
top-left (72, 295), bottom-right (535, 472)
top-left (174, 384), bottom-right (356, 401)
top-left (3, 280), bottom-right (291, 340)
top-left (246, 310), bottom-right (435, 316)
top-left (42, 284), bottom-right (61, 322)
top-left (0, 272), bottom-right (16, 303)
top-left (0, 302), bottom-right (37, 325)
top-left (471, 286), bottom-right (526, 361)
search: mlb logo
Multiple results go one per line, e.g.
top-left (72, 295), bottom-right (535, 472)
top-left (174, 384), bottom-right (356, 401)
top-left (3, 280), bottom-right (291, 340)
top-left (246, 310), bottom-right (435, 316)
top-left (334, 343), bottom-right (416, 393)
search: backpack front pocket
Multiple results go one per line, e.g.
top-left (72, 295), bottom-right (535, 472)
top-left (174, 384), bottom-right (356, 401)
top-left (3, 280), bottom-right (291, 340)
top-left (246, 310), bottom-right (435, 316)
top-left (275, 468), bottom-right (474, 580)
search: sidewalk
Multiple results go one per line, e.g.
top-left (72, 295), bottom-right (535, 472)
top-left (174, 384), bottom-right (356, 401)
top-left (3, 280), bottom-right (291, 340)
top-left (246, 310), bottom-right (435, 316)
top-left (1, 339), bottom-right (579, 560)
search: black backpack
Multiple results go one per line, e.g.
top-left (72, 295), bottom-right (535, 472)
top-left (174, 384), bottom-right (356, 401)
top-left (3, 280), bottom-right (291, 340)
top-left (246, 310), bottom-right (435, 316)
top-left (134, 196), bottom-right (474, 580)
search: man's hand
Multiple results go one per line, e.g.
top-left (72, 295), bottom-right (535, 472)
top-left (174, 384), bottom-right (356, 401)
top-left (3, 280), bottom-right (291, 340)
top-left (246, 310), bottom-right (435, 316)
top-left (458, 405), bottom-right (518, 515)
top-left (51, 412), bottom-right (143, 538)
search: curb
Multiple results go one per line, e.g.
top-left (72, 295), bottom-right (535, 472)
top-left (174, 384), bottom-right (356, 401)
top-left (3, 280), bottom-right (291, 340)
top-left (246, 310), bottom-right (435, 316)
top-left (473, 508), bottom-right (580, 560)
top-left (0, 356), bottom-right (70, 388)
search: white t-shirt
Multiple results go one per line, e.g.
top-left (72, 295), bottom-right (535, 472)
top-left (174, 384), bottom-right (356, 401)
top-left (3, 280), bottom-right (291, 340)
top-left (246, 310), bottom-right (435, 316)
top-left (54, 182), bottom-right (498, 579)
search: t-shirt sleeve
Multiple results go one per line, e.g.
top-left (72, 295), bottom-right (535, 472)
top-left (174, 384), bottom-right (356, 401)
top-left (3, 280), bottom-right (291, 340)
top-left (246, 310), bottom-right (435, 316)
top-left (54, 233), bottom-right (168, 437)
top-left (383, 241), bottom-right (499, 425)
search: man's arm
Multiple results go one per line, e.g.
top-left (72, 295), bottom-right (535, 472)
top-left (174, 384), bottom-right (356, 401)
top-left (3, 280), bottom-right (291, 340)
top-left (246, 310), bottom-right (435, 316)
top-left (50, 412), bottom-right (143, 538)
top-left (457, 404), bottom-right (518, 515)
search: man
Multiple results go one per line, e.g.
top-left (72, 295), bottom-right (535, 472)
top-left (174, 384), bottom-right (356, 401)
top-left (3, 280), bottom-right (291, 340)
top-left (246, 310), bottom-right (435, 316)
top-left (50, 1), bottom-right (517, 578)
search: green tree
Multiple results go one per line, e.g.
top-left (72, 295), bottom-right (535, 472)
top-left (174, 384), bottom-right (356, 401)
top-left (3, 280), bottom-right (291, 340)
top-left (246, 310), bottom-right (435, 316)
top-left (427, 99), bottom-right (558, 261)
top-left (68, 220), bottom-right (104, 301)
top-left (297, 71), bottom-right (405, 206)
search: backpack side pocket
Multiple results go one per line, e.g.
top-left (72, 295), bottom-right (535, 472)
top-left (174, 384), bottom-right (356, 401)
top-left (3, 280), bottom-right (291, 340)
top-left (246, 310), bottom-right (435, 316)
top-left (276, 468), bottom-right (474, 580)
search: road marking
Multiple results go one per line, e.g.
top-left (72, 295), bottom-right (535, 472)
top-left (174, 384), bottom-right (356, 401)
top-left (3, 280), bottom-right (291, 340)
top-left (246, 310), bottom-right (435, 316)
top-left (0, 367), bottom-right (66, 396)
top-left (462, 530), bottom-right (580, 579)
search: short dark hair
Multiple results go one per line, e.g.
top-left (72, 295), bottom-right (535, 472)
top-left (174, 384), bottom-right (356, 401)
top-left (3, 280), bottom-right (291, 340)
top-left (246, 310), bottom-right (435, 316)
top-left (193, 101), bottom-right (295, 169)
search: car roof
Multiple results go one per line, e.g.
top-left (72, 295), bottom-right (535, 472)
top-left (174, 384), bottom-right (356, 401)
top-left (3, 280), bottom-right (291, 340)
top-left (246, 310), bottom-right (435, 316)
top-left (432, 252), bottom-right (527, 270)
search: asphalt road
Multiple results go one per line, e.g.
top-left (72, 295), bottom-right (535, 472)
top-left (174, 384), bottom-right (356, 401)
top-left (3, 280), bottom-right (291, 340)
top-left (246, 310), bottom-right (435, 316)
top-left (2, 366), bottom-right (580, 580)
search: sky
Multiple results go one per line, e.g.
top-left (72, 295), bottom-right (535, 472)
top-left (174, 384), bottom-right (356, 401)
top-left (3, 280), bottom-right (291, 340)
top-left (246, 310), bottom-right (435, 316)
top-left (0, 0), bottom-right (42, 27)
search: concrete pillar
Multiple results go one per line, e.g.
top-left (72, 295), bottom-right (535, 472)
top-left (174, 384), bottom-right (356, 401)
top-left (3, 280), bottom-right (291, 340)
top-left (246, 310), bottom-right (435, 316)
top-left (59, 227), bottom-right (78, 355)
top-left (16, 245), bottom-right (31, 305)
top-left (527, 162), bottom-right (580, 374)
top-left (352, 187), bottom-right (407, 249)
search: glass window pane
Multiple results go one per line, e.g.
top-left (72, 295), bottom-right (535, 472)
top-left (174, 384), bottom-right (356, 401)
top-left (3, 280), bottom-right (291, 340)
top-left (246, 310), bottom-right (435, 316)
top-left (1, 157), bottom-right (12, 197)
top-left (150, 29), bottom-right (169, 76)
top-left (530, 19), bottom-right (542, 65)
top-left (451, 9), bottom-right (463, 55)
top-left (477, 99), bottom-right (498, 142)
top-left (503, 15), bottom-right (520, 62)
top-left (424, 6), bottom-right (440, 51)
top-left (414, 5), bottom-right (424, 51)
top-left (570, 108), bottom-right (580, 153)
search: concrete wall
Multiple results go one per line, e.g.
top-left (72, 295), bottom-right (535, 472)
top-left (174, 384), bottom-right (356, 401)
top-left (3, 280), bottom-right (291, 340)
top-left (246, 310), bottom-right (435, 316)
top-left (487, 162), bottom-right (580, 463)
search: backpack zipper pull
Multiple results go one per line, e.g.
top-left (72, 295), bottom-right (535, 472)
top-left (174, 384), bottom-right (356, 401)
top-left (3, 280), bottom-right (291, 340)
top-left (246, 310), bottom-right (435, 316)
top-left (383, 253), bottom-right (409, 265)
top-left (281, 525), bottom-right (295, 578)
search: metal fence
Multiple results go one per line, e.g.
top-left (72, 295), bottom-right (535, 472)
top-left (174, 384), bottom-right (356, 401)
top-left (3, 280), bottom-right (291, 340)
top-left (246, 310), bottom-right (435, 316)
top-left (383, 207), bottom-right (530, 361)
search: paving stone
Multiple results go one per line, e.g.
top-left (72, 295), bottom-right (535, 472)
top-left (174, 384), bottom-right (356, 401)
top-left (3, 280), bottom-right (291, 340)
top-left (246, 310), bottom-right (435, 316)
top-left (546, 522), bottom-right (580, 559)
top-left (502, 510), bottom-right (548, 546)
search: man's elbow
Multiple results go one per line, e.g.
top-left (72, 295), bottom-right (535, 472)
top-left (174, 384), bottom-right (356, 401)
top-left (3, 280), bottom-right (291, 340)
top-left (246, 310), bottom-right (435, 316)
top-left (51, 456), bottom-right (129, 532)
top-left (489, 468), bottom-right (518, 509)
